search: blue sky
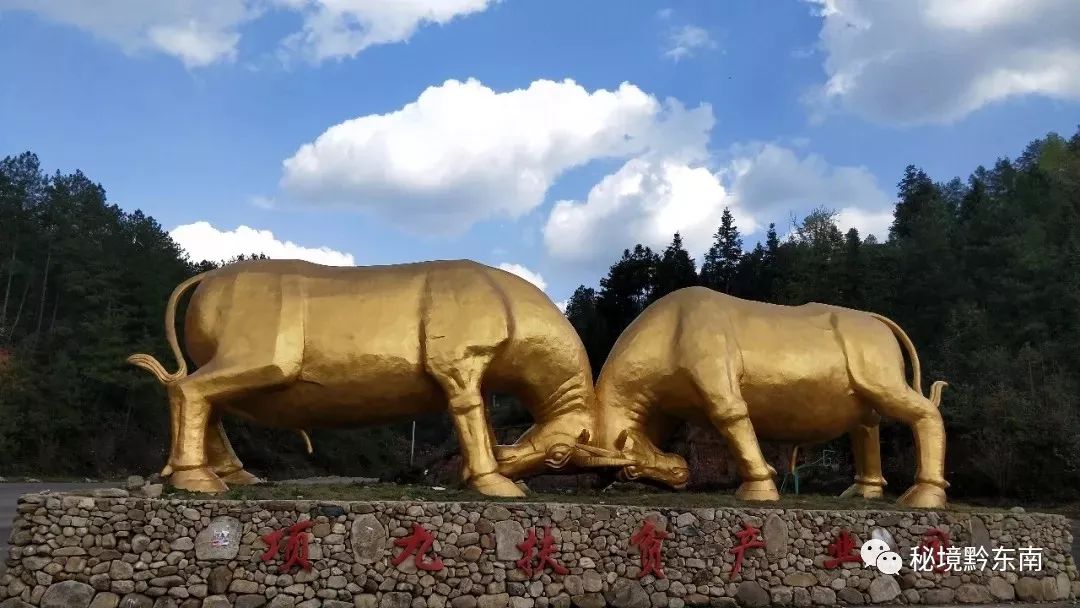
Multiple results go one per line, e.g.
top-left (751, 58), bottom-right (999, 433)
top-left (2, 0), bottom-right (1079, 306)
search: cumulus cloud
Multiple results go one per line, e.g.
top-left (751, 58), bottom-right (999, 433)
top-left (835, 207), bottom-right (893, 241)
top-left (0, 0), bottom-right (254, 67)
top-left (0, 0), bottom-right (498, 67)
top-left (544, 157), bottom-right (753, 264)
top-left (496, 263), bottom-right (547, 292)
top-left (170, 221), bottom-right (356, 266)
top-left (724, 143), bottom-right (891, 220)
top-left (663, 25), bottom-right (717, 61)
top-left (281, 78), bottom-right (713, 232)
top-left (805, 0), bottom-right (1080, 124)
top-left (543, 143), bottom-right (893, 263)
top-left (278, 0), bottom-right (497, 63)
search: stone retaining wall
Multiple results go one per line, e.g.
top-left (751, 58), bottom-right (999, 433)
top-left (1, 491), bottom-right (1076, 608)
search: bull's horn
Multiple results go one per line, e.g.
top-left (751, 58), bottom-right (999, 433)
top-left (576, 454), bottom-right (637, 467)
top-left (573, 443), bottom-right (620, 457)
top-left (571, 443), bottom-right (634, 467)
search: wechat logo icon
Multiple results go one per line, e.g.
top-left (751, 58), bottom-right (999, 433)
top-left (862, 538), bottom-right (903, 575)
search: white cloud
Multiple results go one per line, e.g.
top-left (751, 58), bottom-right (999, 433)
top-left (543, 143), bottom-right (893, 263)
top-left (724, 143), bottom-right (892, 240)
top-left (0, 0), bottom-right (499, 67)
top-left (170, 221), bottom-right (355, 266)
top-left (544, 156), bottom-right (753, 264)
top-left (724, 143), bottom-right (890, 217)
top-left (663, 25), bottom-right (717, 61)
top-left (554, 300), bottom-right (568, 313)
top-left (805, 0), bottom-right (1080, 124)
top-left (278, 0), bottom-right (497, 63)
top-left (835, 207), bottom-right (893, 241)
top-left (281, 78), bottom-right (713, 232)
top-left (0, 0), bottom-right (254, 67)
top-left (496, 263), bottom-right (547, 292)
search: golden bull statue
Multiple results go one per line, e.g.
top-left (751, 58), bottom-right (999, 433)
top-left (127, 259), bottom-right (611, 497)
top-left (579, 287), bottom-right (949, 508)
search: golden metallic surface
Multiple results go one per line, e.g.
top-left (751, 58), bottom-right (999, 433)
top-left (128, 259), bottom-right (599, 497)
top-left (581, 287), bottom-right (950, 508)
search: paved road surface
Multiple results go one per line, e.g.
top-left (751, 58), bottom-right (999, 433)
top-left (1, 482), bottom-right (111, 574)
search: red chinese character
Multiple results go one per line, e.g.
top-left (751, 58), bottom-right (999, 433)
top-left (392, 523), bottom-right (444, 571)
top-left (824, 529), bottom-right (863, 569)
top-left (630, 519), bottom-right (670, 579)
top-left (260, 520), bottom-right (314, 573)
top-left (918, 528), bottom-right (951, 573)
top-left (515, 525), bottom-right (568, 578)
top-left (728, 522), bottom-right (765, 579)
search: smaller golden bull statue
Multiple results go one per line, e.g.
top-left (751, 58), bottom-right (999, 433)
top-left (577, 287), bottom-right (949, 508)
top-left (127, 259), bottom-right (618, 497)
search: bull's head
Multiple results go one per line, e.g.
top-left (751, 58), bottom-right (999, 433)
top-left (569, 428), bottom-right (690, 489)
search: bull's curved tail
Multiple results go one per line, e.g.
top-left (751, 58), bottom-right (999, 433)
top-left (869, 313), bottom-right (948, 407)
top-left (126, 272), bottom-right (208, 384)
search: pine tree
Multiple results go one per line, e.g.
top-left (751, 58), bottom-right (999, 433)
top-left (888, 166), bottom-right (961, 350)
top-left (838, 228), bottom-right (865, 308)
top-left (596, 244), bottom-right (659, 348)
top-left (653, 233), bottom-right (698, 300)
top-left (563, 286), bottom-right (607, 375)
top-left (700, 208), bottom-right (743, 293)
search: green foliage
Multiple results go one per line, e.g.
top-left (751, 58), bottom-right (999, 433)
top-left (653, 233), bottom-right (698, 300)
top-left (700, 209), bottom-right (742, 293)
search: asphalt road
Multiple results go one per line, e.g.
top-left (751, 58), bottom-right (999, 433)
top-left (0, 482), bottom-right (111, 574)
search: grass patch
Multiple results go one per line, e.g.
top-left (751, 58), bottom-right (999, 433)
top-left (164, 481), bottom-right (1021, 514)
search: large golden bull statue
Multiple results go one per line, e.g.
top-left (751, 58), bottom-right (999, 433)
top-left (581, 287), bottom-right (949, 508)
top-left (127, 259), bottom-right (605, 497)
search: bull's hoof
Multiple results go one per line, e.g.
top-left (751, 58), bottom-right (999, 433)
top-left (169, 467), bottom-right (228, 493)
top-left (219, 468), bottom-right (263, 486)
top-left (735, 479), bottom-right (780, 502)
top-left (471, 472), bottom-right (526, 498)
top-left (840, 482), bottom-right (884, 500)
top-left (896, 483), bottom-right (947, 509)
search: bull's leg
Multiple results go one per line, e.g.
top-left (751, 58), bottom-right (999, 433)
top-left (840, 410), bottom-right (886, 499)
top-left (161, 395), bottom-right (182, 477)
top-left (422, 266), bottom-right (522, 497)
top-left (206, 415), bottom-right (262, 486)
top-left (167, 358), bottom-right (301, 492)
top-left (688, 363), bottom-right (778, 501)
top-left (869, 389), bottom-right (948, 508)
top-left (428, 365), bottom-right (523, 497)
top-left (166, 381), bottom-right (224, 493)
top-left (422, 339), bottom-right (520, 496)
top-left (708, 406), bottom-right (779, 501)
